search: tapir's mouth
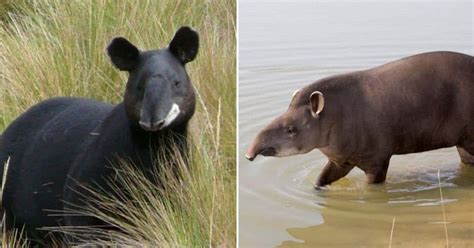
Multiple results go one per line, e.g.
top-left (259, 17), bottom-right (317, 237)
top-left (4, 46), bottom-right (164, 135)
top-left (260, 147), bottom-right (277, 156)
top-left (245, 146), bottom-right (277, 161)
top-left (139, 120), bottom-right (165, 132)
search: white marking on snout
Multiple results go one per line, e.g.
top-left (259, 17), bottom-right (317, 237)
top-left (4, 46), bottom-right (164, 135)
top-left (162, 103), bottom-right (180, 128)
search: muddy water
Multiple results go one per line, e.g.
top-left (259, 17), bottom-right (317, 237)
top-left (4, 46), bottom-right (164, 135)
top-left (239, 1), bottom-right (474, 247)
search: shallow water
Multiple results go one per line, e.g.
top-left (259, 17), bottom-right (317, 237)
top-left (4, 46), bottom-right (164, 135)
top-left (239, 1), bottom-right (474, 247)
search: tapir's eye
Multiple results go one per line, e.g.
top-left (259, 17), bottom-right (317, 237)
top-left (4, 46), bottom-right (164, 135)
top-left (287, 126), bottom-right (296, 134)
top-left (174, 81), bottom-right (181, 87)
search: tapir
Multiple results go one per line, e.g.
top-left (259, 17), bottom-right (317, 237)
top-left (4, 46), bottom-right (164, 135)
top-left (0, 26), bottom-right (198, 242)
top-left (246, 51), bottom-right (474, 188)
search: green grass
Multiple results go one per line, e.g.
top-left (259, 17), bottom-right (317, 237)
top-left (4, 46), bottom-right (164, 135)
top-left (0, 0), bottom-right (235, 246)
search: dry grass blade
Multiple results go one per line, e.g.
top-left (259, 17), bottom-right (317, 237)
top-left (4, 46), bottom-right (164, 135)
top-left (437, 169), bottom-right (449, 248)
top-left (1, 157), bottom-right (10, 207)
top-left (1, 158), bottom-right (29, 247)
top-left (389, 217), bottom-right (395, 248)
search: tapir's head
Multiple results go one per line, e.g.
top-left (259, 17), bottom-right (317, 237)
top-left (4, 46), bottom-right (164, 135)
top-left (246, 88), bottom-right (330, 161)
top-left (107, 26), bottom-right (198, 132)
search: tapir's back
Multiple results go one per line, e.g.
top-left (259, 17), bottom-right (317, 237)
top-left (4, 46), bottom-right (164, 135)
top-left (357, 52), bottom-right (474, 154)
top-left (0, 97), bottom-right (112, 233)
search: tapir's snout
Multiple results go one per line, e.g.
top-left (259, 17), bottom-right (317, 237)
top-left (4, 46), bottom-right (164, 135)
top-left (139, 79), bottom-right (182, 132)
top-left (139, 119), bottom-right (165, 132)
top-left (245, 132), bottom-right (278, 162)
top-left (245, 145), bottom-right (258, 161)
top-left (246, 146), bottom-right (278, 161)
top-left (245, 153), bottom-right (255, 161)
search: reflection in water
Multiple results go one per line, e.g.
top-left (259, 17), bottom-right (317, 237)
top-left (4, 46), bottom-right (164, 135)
top-left (239, 0), bottom-right (474, 247)
top-left (280, 164), bottom-right (474, 247)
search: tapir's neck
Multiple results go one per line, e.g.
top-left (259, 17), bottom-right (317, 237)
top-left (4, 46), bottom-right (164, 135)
top-left (92, 102), bottom-right (189, 175)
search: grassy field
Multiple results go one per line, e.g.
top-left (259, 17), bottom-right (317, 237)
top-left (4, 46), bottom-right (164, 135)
top-left (0, 0), bottom-right (235, 246)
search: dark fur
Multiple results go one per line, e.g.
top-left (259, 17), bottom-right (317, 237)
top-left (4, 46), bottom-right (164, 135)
top-left (246, 51), bottom-right (474, 187)
top-left (0, 26), bottom-right (199, 243)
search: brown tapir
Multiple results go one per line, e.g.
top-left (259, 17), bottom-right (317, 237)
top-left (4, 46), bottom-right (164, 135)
top-left (245, 51), bottom-right (474, 188)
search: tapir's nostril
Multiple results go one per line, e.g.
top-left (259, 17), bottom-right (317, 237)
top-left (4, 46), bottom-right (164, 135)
top-left (139, 120), bottom-right (152, 131)
top-left (139, 120), bottom-right (165, 132)
top-left (155, 120), bottom-right (165, 129)
top-left (245, 154), bottom-right (255, 161)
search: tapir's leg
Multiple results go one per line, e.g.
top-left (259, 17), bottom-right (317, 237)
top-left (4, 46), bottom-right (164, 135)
top-left (316, 161), bottom-right (354, 188)
top-left (457, 146), bottom-right (474, 165)
top-left (359, 157), bottom-right (391, 184)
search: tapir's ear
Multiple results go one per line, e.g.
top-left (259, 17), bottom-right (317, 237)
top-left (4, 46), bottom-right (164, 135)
top-left (107, 37), bottom-right (140, 71)
top-left (291, 89), bottom-right (300, 101)
top-left (169, 26), bottom-right (199, 64)
top-left (310, 91), bottom-right (325, 117)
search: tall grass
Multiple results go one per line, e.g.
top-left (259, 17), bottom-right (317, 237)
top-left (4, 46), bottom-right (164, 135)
top-left (0, 0), bottom-right (235, 246)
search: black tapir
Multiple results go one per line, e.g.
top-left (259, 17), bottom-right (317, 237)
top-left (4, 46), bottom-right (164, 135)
top-left (246, 51), bottom-right (474, 188)
top-left (0, 26), bottom-right (199, 241)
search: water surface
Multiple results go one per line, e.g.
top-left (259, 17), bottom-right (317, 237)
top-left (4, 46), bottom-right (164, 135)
top-left (239, 1), bottom-right (474, 247)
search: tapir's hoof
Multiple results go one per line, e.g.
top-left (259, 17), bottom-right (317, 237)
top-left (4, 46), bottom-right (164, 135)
top-left (314, 184), bottom-right (328, 190)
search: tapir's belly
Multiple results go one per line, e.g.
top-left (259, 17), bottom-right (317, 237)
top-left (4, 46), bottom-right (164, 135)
top-left (392, 138), bottom-right (457, 155)
top-left (383, 117), bottom-right (463, 155)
